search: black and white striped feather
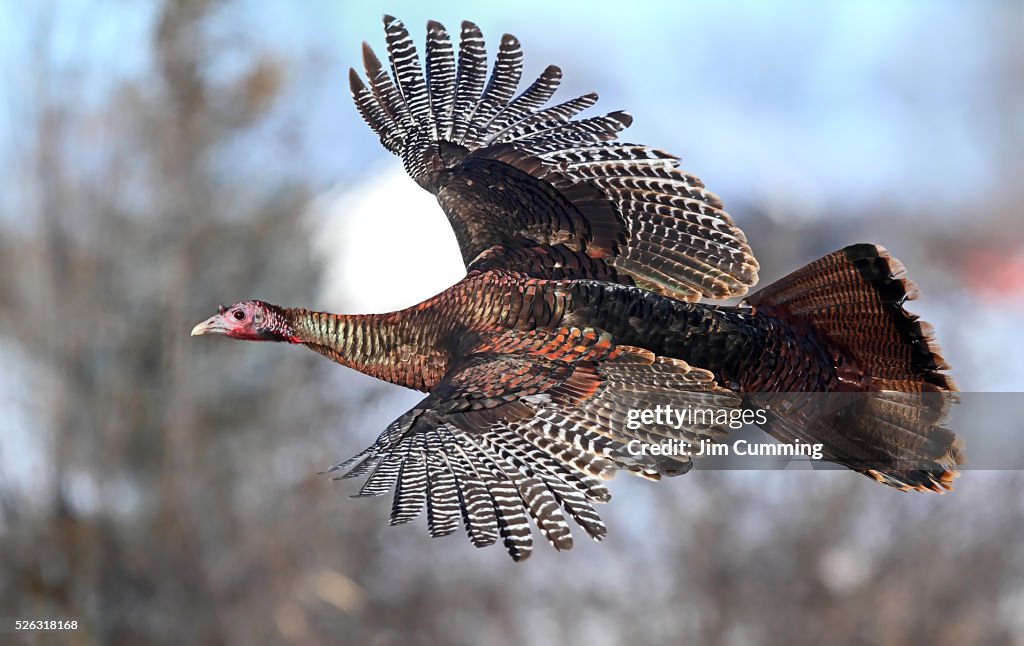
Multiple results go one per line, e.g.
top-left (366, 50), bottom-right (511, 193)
top-left (350, 15), bottom-right (760, 301)
top-left (326, 344), bottom-right (739, 561)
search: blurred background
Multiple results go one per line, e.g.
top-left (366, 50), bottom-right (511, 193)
top-left (1, 1), bottom-right (1023, 644)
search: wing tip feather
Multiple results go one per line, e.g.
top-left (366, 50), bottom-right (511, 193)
top-left (610, 110), bottom-right (633, 128)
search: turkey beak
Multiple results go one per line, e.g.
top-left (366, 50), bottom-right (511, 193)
top-left (191, 314), bottom-right (229, 337)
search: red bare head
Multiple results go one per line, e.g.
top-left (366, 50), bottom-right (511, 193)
top-left (190, 300), bottom-right (300, 343)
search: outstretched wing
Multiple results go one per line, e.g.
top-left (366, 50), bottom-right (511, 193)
top-left (350, 16), bottom-right (759, 301)
top-left (326, 328), bottom-right (740, 561)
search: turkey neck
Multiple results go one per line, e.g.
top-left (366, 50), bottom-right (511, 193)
top-left (285, 308), bottom-right (447, 392)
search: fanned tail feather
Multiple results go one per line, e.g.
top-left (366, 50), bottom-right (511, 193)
top-left (746, 244), bottom-right (963, 492)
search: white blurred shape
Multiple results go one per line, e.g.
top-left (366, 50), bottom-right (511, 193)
top-left (309, 162), bottom-right (466, 313)
top-left (818, 547), bottom-right (872, 594)
top-left (65, 470), bottom-right (100, 516)
top-left (0, 339), bottom-right (52, 518)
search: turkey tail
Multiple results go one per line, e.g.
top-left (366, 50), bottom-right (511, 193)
top-left (748, 243), bottom-right (954, 392)
top-left (746, 244), bottom-right (964, 492)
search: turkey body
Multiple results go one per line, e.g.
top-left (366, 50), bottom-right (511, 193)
top-left (192, 15), bottom-right (963, 561)
top-left (291, 271), bottom-right (833, 396)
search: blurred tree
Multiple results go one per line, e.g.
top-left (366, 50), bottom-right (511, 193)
top-left (0, 2), bottom-right (1022, 645)
top-left (0, 0), bottom-right (333, 642)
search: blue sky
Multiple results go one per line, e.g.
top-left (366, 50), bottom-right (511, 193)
top-left (0, 0), bottom-right (1010, 217)
top-left (229, 0), bottom-right (999, 212)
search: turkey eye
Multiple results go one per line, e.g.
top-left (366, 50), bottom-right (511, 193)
top-left (233, 310), bottom-right (246, 321)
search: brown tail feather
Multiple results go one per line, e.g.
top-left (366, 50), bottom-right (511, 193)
top-left (746, 244), bottom-right (963, 492)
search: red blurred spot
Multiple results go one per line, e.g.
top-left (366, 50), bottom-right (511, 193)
top-left (964, 248), bottom-right (1024, 303)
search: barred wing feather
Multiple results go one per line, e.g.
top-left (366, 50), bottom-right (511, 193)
top-left (350, 16), bottom-right (759, 301)
top-left (326, 333), bottom-right (740, 560)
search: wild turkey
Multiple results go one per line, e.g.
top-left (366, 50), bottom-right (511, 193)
top-left (191, 16), bottom-right (962, 561)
